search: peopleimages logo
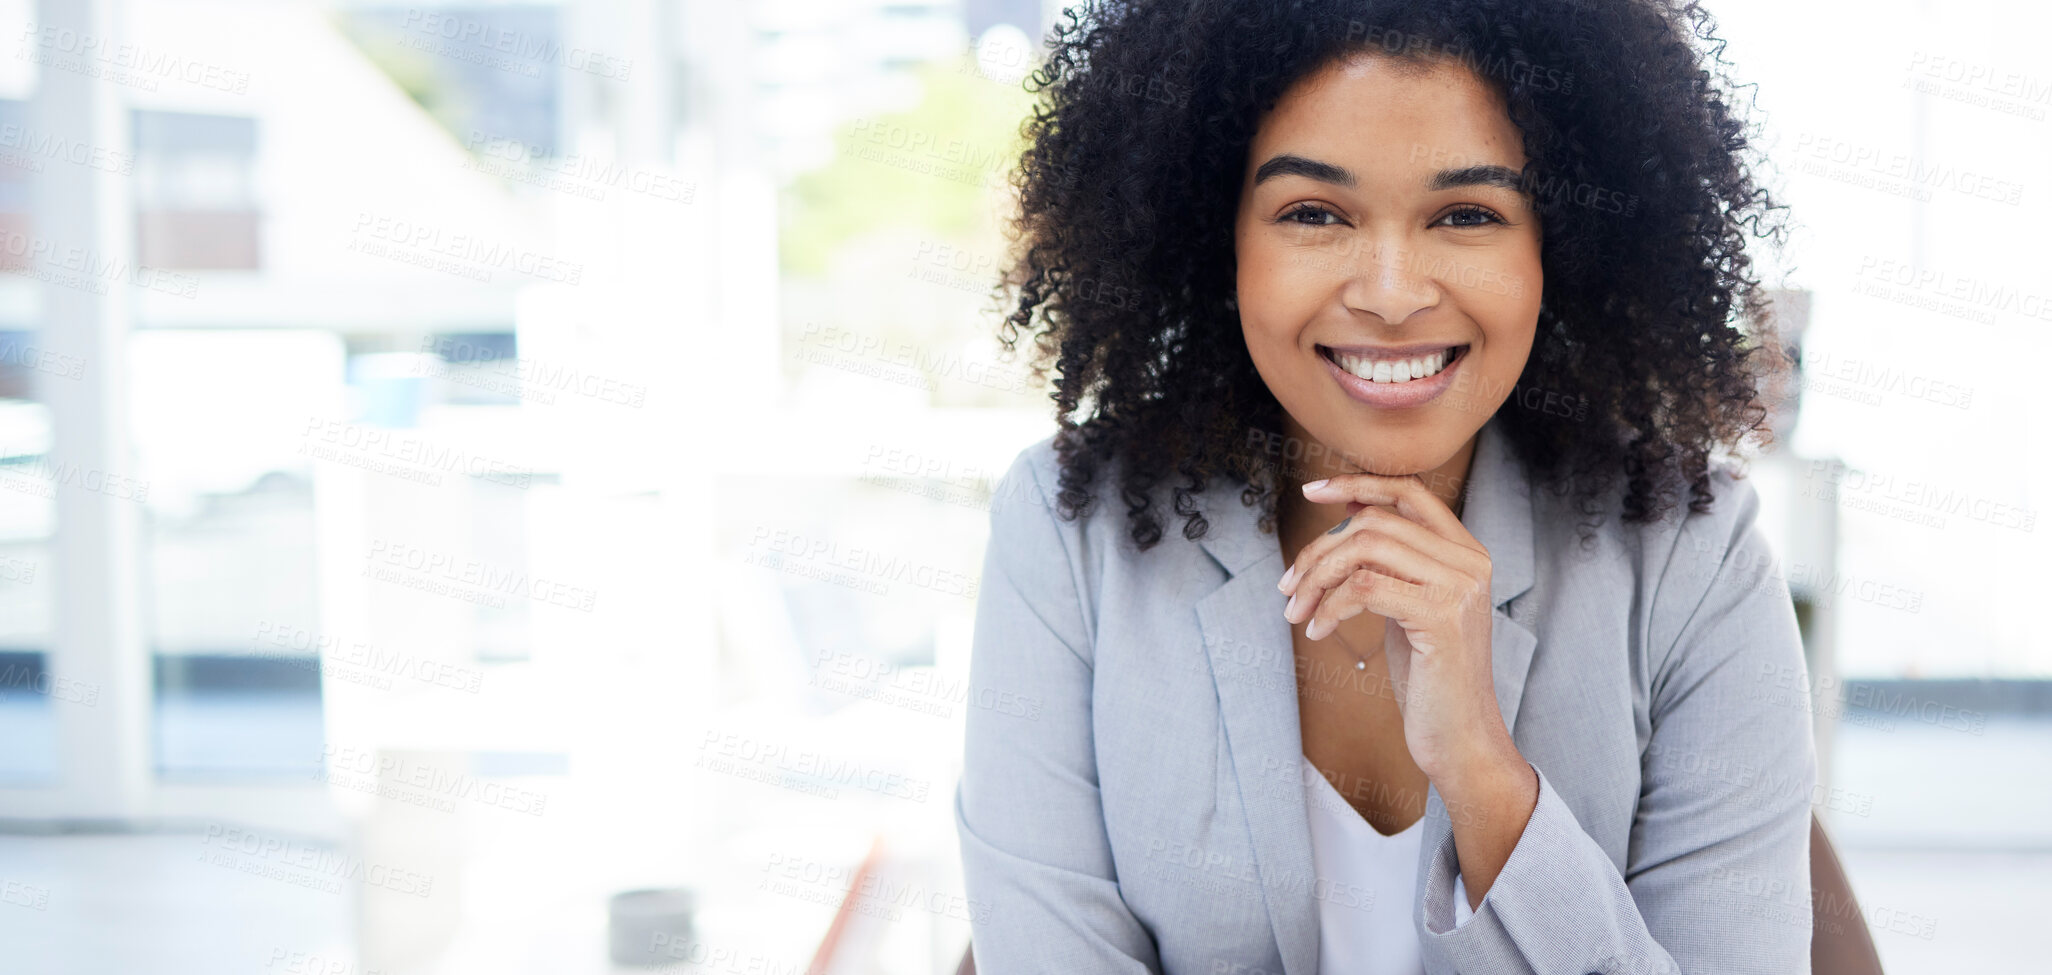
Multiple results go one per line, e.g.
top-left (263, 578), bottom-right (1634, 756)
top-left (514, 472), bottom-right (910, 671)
top-left (462, 131), bottom-right (694, 204)
top-left (16, 22), bottom-right (253, 94)
top-left (363, 539), bottom-right (599, 612)
top-left (301, 417), bottom-right (533, 488)
top-left (348, 212), bottom-right (584, 285)
top-left (396, 9), bottom-right (634, 80)
top-left (415, 336), bottom-right (649, 408)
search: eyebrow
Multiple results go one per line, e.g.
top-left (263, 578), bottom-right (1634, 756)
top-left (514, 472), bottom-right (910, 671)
top-left (1252, 152), bottom-right (1527, 195)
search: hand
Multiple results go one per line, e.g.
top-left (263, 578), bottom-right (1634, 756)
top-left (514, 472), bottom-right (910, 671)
top-left (1277, 473), bottom-right (1512, 787)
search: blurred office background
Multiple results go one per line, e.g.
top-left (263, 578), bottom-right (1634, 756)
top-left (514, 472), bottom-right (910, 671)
top-left (0, 0), bottom-right (2044, 972)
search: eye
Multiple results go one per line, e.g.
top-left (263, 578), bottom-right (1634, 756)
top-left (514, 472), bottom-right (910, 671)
top-left (1279, 203), bottom-right (1344, 227)
top-left (1436, 205), bottom-right (1505, 229)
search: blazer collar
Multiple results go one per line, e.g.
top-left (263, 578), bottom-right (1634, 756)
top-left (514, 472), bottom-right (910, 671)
top-left (1190, 413), bottom-right (1540, 975)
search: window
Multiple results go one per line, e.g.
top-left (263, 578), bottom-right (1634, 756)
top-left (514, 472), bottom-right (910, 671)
top-left (131, 110), bottom-right (261, 270)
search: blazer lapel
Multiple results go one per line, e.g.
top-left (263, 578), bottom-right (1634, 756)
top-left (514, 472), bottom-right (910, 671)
top-left (1461, 414), bottom-right (1540, 734)
top-left (1196, 554), bottom-right (1317, 975)
top-left (1192, 413), bottom-right (1539, 975)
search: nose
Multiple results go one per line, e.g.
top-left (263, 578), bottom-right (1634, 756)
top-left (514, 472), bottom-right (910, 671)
top-left (1334, 235), bottom-right (1442, 324)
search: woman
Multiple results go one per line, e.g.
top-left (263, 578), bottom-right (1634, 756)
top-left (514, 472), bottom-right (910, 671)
top-left (955, 1), bottom-right (1813, 972)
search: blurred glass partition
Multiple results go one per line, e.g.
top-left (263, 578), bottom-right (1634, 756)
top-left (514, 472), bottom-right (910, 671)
top-left (132, 330), bottom-right (340, 777)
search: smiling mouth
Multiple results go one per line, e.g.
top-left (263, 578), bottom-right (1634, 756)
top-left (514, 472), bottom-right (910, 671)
top-left (1316, 344), bottom-right (1469, 384)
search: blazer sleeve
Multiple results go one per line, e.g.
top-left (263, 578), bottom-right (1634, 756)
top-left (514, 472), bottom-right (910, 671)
top-left (1417, 470), bottom-right (1817, 975)
top-left (953, 446), bottom-right (1162, 972)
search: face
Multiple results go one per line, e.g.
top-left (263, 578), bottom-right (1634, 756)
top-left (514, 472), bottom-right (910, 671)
top-left (1233, 51), bottom-right (1543, 493)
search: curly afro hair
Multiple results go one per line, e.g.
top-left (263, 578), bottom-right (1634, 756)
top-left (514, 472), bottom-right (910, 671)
top-left (992, 0), bottom-right (1795, 551)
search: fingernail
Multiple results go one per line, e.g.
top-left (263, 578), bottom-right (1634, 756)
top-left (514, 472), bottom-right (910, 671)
top-left (1302, 479), bottom-right (1328, 495)
top-left (1285, 593), bottom-right (1300, 619)
top-left (1278, 565), bottom-right (1298, 592)
top-left (1306, 617), bottom-right (1333, 640)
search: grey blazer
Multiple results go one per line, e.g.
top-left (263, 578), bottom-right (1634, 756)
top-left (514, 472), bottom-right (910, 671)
top-left (953, 412), bottom-right (1818, 974)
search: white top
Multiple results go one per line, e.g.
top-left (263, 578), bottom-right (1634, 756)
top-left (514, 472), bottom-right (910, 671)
top-left (1300, 754), bottom-right (1477, 973)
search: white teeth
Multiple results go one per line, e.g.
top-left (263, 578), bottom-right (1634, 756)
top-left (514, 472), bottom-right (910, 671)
top-left (1330, 347), bottom-right (1456, 384)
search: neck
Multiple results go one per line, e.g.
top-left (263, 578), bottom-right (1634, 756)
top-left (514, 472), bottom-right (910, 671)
top-left (1275, 416), bottom-right (1478, 561)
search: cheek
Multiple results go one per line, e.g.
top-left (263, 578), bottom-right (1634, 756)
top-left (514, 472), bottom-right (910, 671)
top-left (1463, 282), bottom-right (1539, 338)
top-left (1453, 251), bottom-right (1542, 349)
top-left (1238, 309), bottom-right (1299, 376)
top-left (1235, 249), bottom-right (1313, 353)
top-left (1235, 308), bottom-right (1318, 404)
top-left (1240, 231), bottom-right (1333, 298)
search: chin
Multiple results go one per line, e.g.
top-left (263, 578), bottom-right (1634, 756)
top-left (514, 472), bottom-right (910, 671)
top-left (1325, 428), bottom-right (1456, 476)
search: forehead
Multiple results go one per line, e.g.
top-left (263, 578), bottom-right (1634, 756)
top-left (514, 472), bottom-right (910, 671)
top-left (1247, 51), bottom-right (1526, 176)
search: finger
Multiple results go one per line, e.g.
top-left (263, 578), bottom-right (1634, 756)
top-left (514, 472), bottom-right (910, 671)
top-left (1286, 523), bottom-right (1478, 627)
top-left (1292, 520), bottom-right (1471, 615)
top-left (1307, 568), bottom-right (1482, 656)
top-left (1302, 568), bottom-right (1444, 646)
top-left (1282, 504), bottom-right (1489, 597)
top-left (1282, 503), bottom-right (1483, 597)
top-left (1294, 561), bottom-right (1477, 640)
top-left (1300, 473), bottom-right (1477, 547)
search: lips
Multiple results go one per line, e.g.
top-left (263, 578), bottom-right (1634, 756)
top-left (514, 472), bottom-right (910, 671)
top-left (1316, 342), bottom-right (1470, 409)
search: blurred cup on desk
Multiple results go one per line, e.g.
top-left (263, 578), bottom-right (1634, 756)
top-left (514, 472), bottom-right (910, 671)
top-left (610, 887), bottom-right (700, 966)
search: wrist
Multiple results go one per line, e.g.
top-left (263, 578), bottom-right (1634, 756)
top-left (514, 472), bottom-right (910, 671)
top-left (1430, 731), bottom-right (1531, 808)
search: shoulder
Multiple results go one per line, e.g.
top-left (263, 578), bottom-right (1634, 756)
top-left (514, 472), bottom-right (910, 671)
top-left (986, 431), bottom-right (1152, 564)
top-left (987, 433), bottom-right (1072, 558)
top-left (984, 429), bottom-right (1181, 554)
top-left (985, 433), bottom-right (1109, 598)
top-left (1604, 460), bottom-right (1786, 678)
top-left (985, 432), bottom-right (1235, 617)
top-left (1536, 452), bottom-right (1769, 575)
top-left (1622, 461), bottom-right (1769, 577)
top-left (994, 432), bottom-right (1063, 496)
top-left (1525, 454), bottom-right (1780, 640)
top-left (1645, 462), bottom-right (1775, 601)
